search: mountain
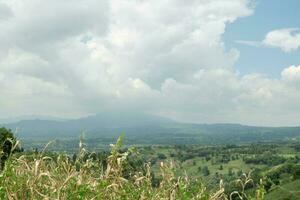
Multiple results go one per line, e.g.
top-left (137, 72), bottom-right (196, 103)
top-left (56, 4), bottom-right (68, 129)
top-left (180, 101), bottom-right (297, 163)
top-left (0, 115), bottom-right (67, 124)
top-left (1, 112), bottom-right (176, 139)
top-left (2, 112), bottom-right (300, 145)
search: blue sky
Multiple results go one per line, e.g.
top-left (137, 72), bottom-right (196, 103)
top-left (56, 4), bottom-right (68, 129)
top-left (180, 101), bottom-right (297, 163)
top-left (224, 0), bottom-right (300, 78)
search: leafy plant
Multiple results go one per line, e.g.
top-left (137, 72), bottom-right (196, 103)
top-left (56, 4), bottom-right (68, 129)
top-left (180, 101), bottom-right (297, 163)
top-left (0, 135), bottom-right (265, 200)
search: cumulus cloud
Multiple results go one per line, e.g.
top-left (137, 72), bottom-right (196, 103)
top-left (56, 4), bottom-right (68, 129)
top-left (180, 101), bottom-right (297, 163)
top-left (236, 28), bottom-right (300, 53)
top-left (281, 65), bottom-right (300, 85)
top-left (1, 0), bottom-right (300, 126)
top-left (263, 28), bottom-right (300, 52)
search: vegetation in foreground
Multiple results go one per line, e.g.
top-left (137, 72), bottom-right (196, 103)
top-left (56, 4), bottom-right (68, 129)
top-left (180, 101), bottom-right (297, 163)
top-left (2, 127), bottom-right (300, 199)
top-left (0, 130), bottom-right (266, 200)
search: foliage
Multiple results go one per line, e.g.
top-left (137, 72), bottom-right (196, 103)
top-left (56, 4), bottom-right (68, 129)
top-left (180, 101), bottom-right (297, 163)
top-left (202, 166), bottom-right (210, 176)
top-left (0, 136), bottom-right (266, 200)
top-left (0, 127), bottom-right (22, 170)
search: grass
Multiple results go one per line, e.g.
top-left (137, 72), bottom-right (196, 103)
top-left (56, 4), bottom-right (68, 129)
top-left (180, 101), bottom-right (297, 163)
top-left (265, 180), bottom-right (300, 200)
top-left (0, 136), bottom-right (266, 200)
top-left (148, 146), bottom-right (266, 181)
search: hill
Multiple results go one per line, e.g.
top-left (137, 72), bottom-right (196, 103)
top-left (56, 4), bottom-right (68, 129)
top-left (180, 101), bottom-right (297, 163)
top-left (2, 112), bottom-right (300, 145)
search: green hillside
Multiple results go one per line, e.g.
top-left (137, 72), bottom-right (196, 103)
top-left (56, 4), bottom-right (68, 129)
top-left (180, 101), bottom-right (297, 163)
top-left (265, 180), bottom-right (300, 200)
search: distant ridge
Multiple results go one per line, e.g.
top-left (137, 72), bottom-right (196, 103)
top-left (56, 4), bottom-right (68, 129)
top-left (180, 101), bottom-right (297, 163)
top-left (2, 112), bottom-right (300, 144)
top-left (2, 112), bottom-right (176, 138)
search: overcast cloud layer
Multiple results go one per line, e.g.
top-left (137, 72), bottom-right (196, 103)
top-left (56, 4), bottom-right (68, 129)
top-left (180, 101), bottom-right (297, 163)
top-left (0, 0), bottom-right (300, 126)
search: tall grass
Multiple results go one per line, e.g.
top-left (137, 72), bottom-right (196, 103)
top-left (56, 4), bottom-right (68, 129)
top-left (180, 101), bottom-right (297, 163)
top-left (0, 136), bottom-right (265, 200)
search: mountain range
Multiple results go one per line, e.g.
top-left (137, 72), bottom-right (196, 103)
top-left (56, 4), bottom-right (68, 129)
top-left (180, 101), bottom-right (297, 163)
top-left (1, 112), bottom-right (300, 145)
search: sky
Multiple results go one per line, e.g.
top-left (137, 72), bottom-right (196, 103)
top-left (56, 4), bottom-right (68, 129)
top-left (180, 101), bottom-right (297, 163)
top-left (0, 0), bottom-right (300, 126)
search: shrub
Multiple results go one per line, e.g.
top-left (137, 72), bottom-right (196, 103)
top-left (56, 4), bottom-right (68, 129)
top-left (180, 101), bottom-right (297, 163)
top-left (0, 127), bottom-right (22, 170)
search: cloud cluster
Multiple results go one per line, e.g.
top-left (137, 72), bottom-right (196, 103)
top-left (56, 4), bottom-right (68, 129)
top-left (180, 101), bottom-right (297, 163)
top-left (0, 0), bottom-right (300, 126)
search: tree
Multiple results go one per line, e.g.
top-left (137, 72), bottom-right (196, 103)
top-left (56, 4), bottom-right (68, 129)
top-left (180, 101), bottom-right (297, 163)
top-left (197, 166), bottom-right (202, 172)
top-left (291, 164), bottom-right (300, 180)
top-left (0, 127), bottom-right (21, 169)
top-left (158, 153), bottom-right (167, 160)
top-left (202, 166), bottom-right (210, 176)
top-left (228, 167), bottom-right (234, 176)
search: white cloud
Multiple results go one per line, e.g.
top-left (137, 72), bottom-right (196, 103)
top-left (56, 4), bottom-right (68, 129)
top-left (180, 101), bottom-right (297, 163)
top-left (236, 28), bottom-right (300, 53)
top-left (1, 0), bottom-right (300, 126)
top-left (263, 28), bottom-right (300, 52)
top-left (281, 65), bottom-right (300, 85)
